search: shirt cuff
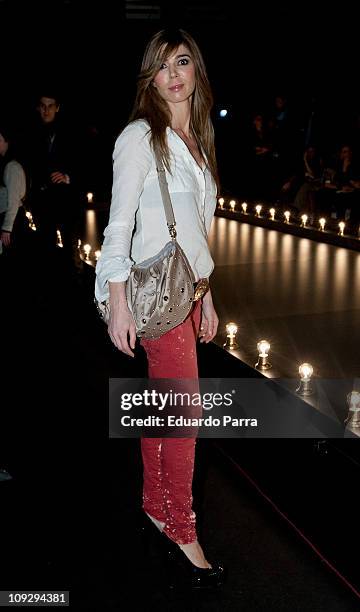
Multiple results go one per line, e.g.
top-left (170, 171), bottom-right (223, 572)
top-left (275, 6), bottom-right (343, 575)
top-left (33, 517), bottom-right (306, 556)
top-left (95, 255), bottom-right (133, 302)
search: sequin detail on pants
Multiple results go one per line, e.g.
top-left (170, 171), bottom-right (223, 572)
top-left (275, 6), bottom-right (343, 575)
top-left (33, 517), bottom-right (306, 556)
top-left (140, 300), bottom-right (201, 545)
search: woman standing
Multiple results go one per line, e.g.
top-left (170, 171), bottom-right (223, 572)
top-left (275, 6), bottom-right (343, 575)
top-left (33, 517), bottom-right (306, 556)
top-left (95, 29), bottom-right (224, 588)
top-left (0, 126), bottom-right (27, 255)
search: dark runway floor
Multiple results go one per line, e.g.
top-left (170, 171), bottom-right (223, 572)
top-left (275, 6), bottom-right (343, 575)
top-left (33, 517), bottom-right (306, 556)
top-left (1, 244), bottom-right (359, 611)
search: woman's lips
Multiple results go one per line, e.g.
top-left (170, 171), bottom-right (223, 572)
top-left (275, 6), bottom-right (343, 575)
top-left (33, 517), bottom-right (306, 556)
top-left (169, 84), bottom-right (184, 91)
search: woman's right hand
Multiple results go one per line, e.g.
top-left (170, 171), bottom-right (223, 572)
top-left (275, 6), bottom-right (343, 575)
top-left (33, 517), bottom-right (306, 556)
top-left (108, 304), bottom-right (137, 357)
top-left (0, 231), bottom-right (11, 247)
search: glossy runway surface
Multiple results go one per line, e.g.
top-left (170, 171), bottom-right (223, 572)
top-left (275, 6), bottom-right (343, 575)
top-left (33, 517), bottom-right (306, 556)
top-left (208, 216), bottom-right (360, 378)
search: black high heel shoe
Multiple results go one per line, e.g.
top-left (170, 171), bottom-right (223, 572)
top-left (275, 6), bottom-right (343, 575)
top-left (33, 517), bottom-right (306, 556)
top-left (140, 512), bottom-right (226, 589)
top-left (161, 533), bottom-right (226, 590)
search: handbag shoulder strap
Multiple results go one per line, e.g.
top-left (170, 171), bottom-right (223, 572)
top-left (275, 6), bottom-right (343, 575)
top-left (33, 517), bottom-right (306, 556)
top-left (154, 144), bottom-right (177, 239)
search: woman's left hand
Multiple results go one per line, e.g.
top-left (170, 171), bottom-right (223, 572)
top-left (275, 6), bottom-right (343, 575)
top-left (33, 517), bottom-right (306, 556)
top-left (1, 230), bottom-right (11, 247)
top-left (199, 290), bottom-right (219, 343)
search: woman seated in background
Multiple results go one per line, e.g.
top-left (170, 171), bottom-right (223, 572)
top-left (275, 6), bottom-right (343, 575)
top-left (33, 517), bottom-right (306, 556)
top-left (321, 144), bottom-right (360, 222)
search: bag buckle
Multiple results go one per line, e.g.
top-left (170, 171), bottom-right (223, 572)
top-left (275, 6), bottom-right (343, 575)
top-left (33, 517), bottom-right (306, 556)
top-left (168, 224), bottom-right (177, 239)
top-left (193, 278), bottom-right (209, 301)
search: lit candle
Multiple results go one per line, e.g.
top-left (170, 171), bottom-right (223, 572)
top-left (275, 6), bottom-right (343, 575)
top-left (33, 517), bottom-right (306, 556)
top-left (255, 204), bottom-right (262, 217)
top-left (296, 362), bottom-right (314, 396)
top-left (338, 221), bottom-right (345, 236)
top-left (345, 391), bottom-right (360, 428)
top-left (319, 218), bottom-right (326, 231)
top-left (241, 202), bottom-right (248, 213)
top-left (255, 339), bottom-right (272, 370)
top-left (301, 214), bottom-right (308, 227)
top-left (229, 199), bottom-right (236, 212)
top-left (87, 192), bottom-right (94, 204)
top-left (299, 362), bottom-right (313, 380)
top-left (284, 210), bottom-right (290, 223)
top-left (218, 197), bottom-right (224, 209)
top-left (269, 208), bottom-right (276, 220)
top-left (56, 229), bottom-right (63, 248)
top-left (83, 243), bottom-right (92, 260)
top-left (224, 322), bottom-right (238, 350)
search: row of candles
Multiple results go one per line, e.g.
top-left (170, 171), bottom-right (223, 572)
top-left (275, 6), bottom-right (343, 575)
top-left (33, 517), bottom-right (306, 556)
top-left (25, 212), bottom-right (101, 263)
top-left (57, 231), bottom-right (101, 263)
top-left (26, 193), bottom-right (352, 240)
top-left (79, 241), bottom-right (101, 262)
top-left (27, 193), bottom-right (355, 238)
top-left (85, 192), bottom-right (352, 237)
top-left (223, 322), bottom-right (360, 428)
top-left (217, 198), bottom-right (355, 237)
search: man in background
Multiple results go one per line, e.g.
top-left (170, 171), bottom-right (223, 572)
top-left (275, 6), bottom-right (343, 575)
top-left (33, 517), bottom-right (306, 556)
top-left (24, 91), bottom-right (83, 272)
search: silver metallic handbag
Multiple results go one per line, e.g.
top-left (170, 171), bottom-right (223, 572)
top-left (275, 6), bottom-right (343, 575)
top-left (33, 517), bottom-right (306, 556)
top-left (95, 145), bottom-right (209, 339)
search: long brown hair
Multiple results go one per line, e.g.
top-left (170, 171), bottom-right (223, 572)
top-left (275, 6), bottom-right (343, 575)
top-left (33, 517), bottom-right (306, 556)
top-left (128, 28), bottom-right (219, 191)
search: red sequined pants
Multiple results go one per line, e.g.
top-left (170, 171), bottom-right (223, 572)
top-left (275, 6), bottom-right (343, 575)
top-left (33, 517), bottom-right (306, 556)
top-left (140, 300), bottom-right (201, 544)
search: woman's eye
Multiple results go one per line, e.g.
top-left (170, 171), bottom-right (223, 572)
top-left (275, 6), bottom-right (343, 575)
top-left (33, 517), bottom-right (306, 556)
top-left (179, 58), bottom-right (189, 65)
top-left (160, 63), bottom-right (167, 70)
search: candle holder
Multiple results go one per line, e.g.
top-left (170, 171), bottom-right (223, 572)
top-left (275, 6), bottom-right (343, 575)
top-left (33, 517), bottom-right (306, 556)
top-left (295, 363), bottom-right (314, 396)
top-left (223, 322), bottom-right (238, 350)
top-left (344, 391), bottom-right (360, 429)
top-left (300, 214), bottom-right (308, 228)
top-left (255, 340), bottom-right (272, 370)
top-left (83, 243), bottom-right (92, 261)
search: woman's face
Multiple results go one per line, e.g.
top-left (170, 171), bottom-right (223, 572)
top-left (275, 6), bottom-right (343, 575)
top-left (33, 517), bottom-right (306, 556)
top-left (0, 133), bottom-right (9, 157)
top-left (152, 44), bottom-right (196, 107)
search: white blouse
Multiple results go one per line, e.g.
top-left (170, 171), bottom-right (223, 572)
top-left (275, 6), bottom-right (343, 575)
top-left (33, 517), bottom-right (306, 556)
top-left (1, 160), bottom-right (26, 232)
top-left (95, 119), bottom-right (217, 302)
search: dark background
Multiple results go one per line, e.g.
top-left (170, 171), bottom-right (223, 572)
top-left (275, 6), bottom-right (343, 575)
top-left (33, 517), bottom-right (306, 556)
top-left (1, 1), bottom-right (358, 126)
top-left (1, 0), bottom-right (359, 195)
